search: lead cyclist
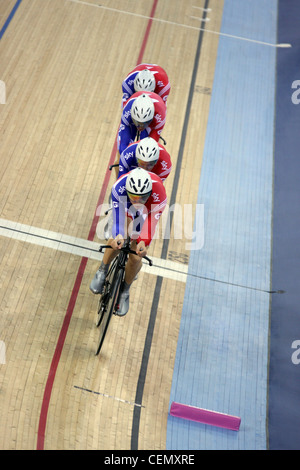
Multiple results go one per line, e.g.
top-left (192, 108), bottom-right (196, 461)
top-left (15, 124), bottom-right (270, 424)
top-left (90, 168), bottom-right (167, 316)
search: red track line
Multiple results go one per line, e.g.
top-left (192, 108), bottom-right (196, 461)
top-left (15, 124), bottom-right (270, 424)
top-left (36, 0), bottom-right (158, 450)
top-left (136, 0), bottom-right (158, 64)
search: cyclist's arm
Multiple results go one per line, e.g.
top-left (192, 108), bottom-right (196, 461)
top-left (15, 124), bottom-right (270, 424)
top-left (136, 240), bottom-right (147, 257)
top-left (147, 126), bottom-right (164, 144)
top-left (117, 147), bottom-right (136, 179)
top-left (158, 165), bottom-right (171, 182)
top-left (121, 72), bottom-right (136, 107)
top-left (117, 117), bottom-right (136, 155)
top-left (159, 85), bottom-right (170, 104)
top-left (147, 112), bottom-right (166, 143)
top-left (154, 147), bottom-right (172, 182)
top-left (155, 79), bottom-right (170, 104)
top-left (111, 188), bottom-right (127, 240)
top-left (111, 234), bottom-right (124, 250)
top-left (136, 198), bottom-right (167, 246)
top-left (121, 92), bottom-right (130, 108)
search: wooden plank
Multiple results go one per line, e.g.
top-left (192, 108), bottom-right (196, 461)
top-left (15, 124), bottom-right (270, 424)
top-left (0, 0), bottom-right (224, 449)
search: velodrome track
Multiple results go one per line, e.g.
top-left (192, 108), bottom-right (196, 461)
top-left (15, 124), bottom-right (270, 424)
top-left (0, 0), bottom-right (299, 451)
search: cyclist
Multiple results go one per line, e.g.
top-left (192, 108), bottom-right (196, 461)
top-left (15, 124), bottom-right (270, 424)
top-left (111, 91), bottom-right (167, 180)
top-left (117, 91), bottom-right (167, 159)
top-left (90, 168), bottom-right (167, 316)
top-left (118, 137), bottom-right (172, 182)
top-left (121, 63), bottom-right (170, 107)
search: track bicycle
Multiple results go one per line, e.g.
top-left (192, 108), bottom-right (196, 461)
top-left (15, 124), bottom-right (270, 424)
top-left (95, 236), bottom-right (152, 356)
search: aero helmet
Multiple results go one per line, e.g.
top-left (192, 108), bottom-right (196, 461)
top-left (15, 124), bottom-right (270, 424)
top-left (125, 167), bottom-right (153, 204)
top-left (136, 137), bottom-right (160, 170)
top-left (134, 69), bottom-right (156, 93)
top-left (131, 93), bottom-right (155, 130)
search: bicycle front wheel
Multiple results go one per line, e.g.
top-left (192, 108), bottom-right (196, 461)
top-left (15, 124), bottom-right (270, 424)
top-left (95, 256), bottom-right (118, 328)
top-left (95, 268), bottom-right (123, 356)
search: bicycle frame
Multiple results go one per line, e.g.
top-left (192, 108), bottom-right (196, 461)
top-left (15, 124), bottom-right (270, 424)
top-left (95, 237), bottom-right (152, 355)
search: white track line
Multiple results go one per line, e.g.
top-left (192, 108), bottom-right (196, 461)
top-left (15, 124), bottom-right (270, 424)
top-left (0, 218), bottom-right (188, 283)
top-left (74, 385), bottom-right (145, 407)
top-left (190, 16), bottom-right (211, 22)
top-left (192, 5), bottom-right (212, 12)
top-left (65, 0), bottom-right (291, 48)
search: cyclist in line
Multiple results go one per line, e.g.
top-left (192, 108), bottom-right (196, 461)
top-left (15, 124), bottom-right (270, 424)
top-left (113, 91), bottom-right (167, 179)
top-left (90, 168), bottom-right (167, 316)
top-left (118, 137), bottom-right (172, 182)
top-left (121, 63), bottom-right (170, 107)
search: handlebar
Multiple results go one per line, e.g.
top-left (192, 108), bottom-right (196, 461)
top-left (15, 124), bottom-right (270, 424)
top-left (109, 163), bottom-right (119, 171)
top-left (104, 207), bottom-right (112, 215)
top-left (99, 243), bottom-right (153, 266)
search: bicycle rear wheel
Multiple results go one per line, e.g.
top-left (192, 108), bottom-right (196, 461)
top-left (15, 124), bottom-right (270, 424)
top-left (95, 266), bottom-right (124, 356)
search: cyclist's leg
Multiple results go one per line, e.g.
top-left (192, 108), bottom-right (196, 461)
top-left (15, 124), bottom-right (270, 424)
top-left (124, 218), bottom-right (143, 284)
top-left (116, 241), bottom-right (142, 316)
top-left (102, 238), bottom-right (119, 265)
top-left (125, 241), bottom-right (143, 284)
top-left (89, 240), bottom-right (119, 294)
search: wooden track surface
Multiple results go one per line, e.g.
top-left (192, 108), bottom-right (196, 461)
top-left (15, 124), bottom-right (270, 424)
top-left (0, 0), bottom-right (224, 450)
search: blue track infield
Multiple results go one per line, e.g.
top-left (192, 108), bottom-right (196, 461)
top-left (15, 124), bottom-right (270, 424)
top-left (166, 0), bottom-right (278, 450)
